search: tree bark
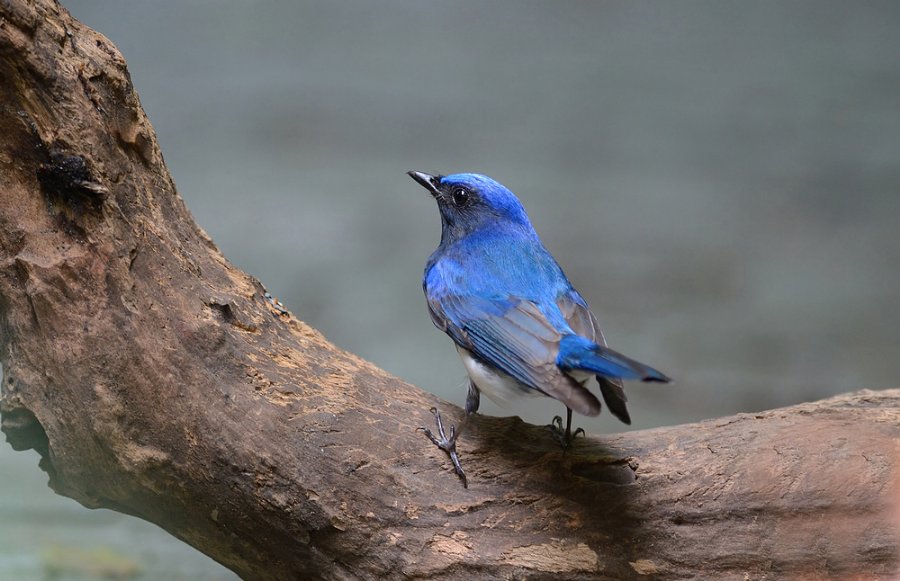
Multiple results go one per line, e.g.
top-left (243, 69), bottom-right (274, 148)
top-left (0, 2), bottom-right (897, 579)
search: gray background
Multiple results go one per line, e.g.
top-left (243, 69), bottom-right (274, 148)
top-left (2, 1), bottom-right (898, 578)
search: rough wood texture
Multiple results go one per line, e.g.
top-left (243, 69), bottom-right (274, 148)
top-left (0, 3), bottom-right (898, 579)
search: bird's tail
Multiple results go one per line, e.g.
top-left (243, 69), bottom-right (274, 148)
top-left (557, 335), bottom-right (671, 383)
top-left (597, 377), bottom-right (632, 425)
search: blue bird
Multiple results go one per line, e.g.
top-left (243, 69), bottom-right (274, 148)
top-left (409, 171), bottom-right (670, 487)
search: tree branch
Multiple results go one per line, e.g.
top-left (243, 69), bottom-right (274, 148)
top-left (0, 2), bottom-right (897, 579)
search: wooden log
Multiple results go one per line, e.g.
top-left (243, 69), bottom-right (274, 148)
top-left (0, 2), bottom-right (897, 579)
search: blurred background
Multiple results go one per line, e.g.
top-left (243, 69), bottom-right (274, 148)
top-left (2, 0), bottom-right (899, 578)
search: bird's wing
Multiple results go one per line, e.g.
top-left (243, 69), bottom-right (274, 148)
top-left (557, 290), bottom-right (632, 424)
top-left (427, 289), bottom-right (601, 415)
top-left (429, 291), bottom-right (557, 391)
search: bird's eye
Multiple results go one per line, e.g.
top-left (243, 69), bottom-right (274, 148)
top-left (451, 187), bottom-right (470, 207)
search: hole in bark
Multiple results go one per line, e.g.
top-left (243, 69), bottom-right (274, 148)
top-left (37, 150), bottom-right (107, 208)
top-left (208, 300), bottom-right (236, 324)
top-left (35, 147), bottom-right (108, 239)
top-left (207, 299), bottom-right (258, 332)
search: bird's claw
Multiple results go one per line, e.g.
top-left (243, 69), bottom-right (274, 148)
top-left (548, 415), bottom-right (564, 433)
top-left (418, 407), bottom-right (468, 488)
top-left (546, 413), bottom-right (585, 449)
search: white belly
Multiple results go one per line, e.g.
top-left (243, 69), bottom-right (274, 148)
top-left (457, 346), bottom-right (538, 405)
top-left (456, 346), bottom-right (593, 407)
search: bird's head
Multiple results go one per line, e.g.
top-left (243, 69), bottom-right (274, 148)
top-left (408, 171), bottom-right (534, 243)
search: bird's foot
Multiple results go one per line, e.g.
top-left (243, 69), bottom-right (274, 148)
top-left (546, 414), bottom-right (585, 449)
top-left (418, 407), bottom-right (468, 488)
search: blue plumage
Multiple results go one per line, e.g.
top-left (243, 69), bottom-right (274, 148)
top-left (556, 335), bottom-right (670, 383)
top-left (409, 170), bottom-right (670, 486)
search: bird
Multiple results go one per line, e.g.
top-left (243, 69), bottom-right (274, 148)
top-left (408, 171), bottom-right (670, 487)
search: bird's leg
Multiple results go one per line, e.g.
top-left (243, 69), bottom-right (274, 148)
top-left (565, 407), bottom-right (586, 441)
top-left (419, 381), bottom-right (480, 488)
top-left (547, 406), bottom-right (585, 449)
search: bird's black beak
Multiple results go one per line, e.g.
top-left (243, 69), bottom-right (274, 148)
top-left (407, 170), bottom-right (441, 197)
